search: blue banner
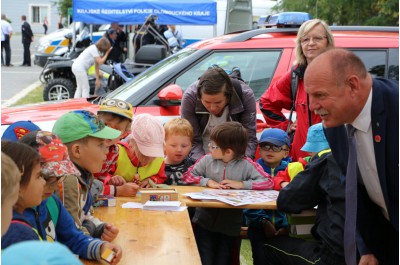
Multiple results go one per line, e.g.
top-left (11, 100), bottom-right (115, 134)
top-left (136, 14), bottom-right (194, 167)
top-left (73, 0), bottom-right (217, 25)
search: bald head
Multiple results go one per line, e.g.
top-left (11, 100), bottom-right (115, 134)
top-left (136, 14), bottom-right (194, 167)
top-left (304, 48), bottom-right (372, 127)
top-left (306, 48), bottom-right (368, 87)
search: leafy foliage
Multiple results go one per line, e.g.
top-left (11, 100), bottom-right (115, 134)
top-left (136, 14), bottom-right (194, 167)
top-left (57, 0), bottom-right (72, 19)
top-left (272, 0), bottom-right (398, 26)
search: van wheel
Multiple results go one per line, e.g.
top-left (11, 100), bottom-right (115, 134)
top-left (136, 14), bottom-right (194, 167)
top-left (43, 78), bottom-right (75, 101)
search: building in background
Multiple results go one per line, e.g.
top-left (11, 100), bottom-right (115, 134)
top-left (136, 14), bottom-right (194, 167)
top-left (1, 0), bottom-right (61, 34)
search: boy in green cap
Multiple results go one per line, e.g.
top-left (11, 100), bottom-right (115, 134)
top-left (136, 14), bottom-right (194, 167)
top-left (52, 110), bottom-right (121, 242)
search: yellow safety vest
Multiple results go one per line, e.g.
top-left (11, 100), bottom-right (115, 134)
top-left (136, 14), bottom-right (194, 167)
top-left (114, 143), bottom-right (164, 182)
top-left (288, 149), bottom-right (331, 181)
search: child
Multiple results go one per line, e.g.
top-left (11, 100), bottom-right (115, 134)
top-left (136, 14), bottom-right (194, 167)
top-left (19, 130), bottom-right (123, 263)
top-left (243, 128), bottom-right (291, 265)
top-left (182, 121), bottom-right (274, 265)
top-left (1, 149), bottom-right (83, 265)
top-left (164, 118), bottom-right (195, 185)
top-left (52, 110), bottom-right (121, 241)
top-left (1, 152), bottom-right (21, 236)
top-left (95, 98), bottom-right (140, 197)
top-left (1, 141), bottom-right (45, 247)
top-left (125, 113), bottom-right (166, 188)
top-left (273, 123), bottom-right (331, 190)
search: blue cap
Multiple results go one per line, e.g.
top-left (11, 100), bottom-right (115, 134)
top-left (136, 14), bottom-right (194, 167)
top-left (301, 123), bottom-right (330, 152)
top-left (259, 128), bottom-right (290, 148)
top-left (2, 120), bottom-right (41, 142)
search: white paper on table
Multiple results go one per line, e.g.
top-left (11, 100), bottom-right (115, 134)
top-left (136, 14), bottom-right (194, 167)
top-left (183, 192), bottom-right (216, 200)
top-left (121, 202), bottom-right (144, 209)
top-left (143, 201), bottom-right (186, 211)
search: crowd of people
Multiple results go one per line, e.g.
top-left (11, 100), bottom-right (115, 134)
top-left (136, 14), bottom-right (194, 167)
top-left (1, 18), bottom-right (398, 265)
top-left (1, 13), bottom-right (33, 67)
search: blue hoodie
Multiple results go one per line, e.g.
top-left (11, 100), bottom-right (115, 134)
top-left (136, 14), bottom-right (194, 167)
top-left (23, 195), bottom-right (104, 260)
top-left (2, 211), bottom-right (40, 249)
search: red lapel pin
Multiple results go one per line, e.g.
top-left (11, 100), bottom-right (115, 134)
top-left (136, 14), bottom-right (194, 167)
top-left (375, 135), bottom-right (381, 143)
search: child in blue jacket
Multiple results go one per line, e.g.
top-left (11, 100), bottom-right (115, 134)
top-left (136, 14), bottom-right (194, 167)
top-left (243, 128), bottom-right (291, 265)
top-left (19, 130), bottom-right (122, 264)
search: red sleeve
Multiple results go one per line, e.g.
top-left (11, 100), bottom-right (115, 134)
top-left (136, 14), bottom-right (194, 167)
top-left (150, 162), bottom-right (167, 184)
top-left (273, 167), bottom-right (291, 191)
top-left (259, 70), bottom-right (293, 130)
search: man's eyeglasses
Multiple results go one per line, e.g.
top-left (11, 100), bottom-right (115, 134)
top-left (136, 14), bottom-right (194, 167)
top-left (300, 35), bottom-right (327, 45)
top-left (259, 144), bottom-right (287, 152)
top-left (208, 142), bottom-right (220, 150)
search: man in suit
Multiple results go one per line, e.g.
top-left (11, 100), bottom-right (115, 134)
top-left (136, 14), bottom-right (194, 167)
top-left (304, 48), bottom-right (398, 265)
top-left (21, 15), bottom-right (33, 66)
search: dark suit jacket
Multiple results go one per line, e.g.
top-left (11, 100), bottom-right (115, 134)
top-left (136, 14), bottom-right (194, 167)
top-left (325, 78), bottom-right (399, 263)
top-left (21, 21), bottom-right (33, 43)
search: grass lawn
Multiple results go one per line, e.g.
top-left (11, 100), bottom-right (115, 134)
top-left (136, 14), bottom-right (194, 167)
top-left (240, 239), bottom-right (253, 265)
top-left (10, 85), bottom-right (44, 106)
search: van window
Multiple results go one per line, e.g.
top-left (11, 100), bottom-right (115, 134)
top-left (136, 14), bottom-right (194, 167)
top-left (175, 50), bottom-right (282, 99)
top-left (351, 49), bottom-right (399, 80)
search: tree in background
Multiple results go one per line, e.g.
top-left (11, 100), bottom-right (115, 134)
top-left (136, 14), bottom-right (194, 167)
top-left (57, 0), bottom-right (72, 23)
top-left (272, 0), bottom-right (398, 26)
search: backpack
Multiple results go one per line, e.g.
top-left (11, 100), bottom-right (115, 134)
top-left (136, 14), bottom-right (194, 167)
top-left (287, 65), bottom-right (312, 135)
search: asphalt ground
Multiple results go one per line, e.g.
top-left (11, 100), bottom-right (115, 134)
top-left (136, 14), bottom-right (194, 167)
top-left (1, 33), bottom-right (44, 106)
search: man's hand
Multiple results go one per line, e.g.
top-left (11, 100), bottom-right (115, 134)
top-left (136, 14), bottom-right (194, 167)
top-left (115, 183), bottom-right (139, 197)
top-left (101, 223), bottom-right (119, 242)
top-left (359, 254), bottom-right (379, 265)
top-left (220, 179), bottom-right (244, 189)
top-left (100, 242), bottom-right (123, 265)
top-left (109, 175), bottom-right (126, 186)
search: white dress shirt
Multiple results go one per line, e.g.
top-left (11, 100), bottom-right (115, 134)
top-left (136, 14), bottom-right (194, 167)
top-left (351, 88), bottom-right (389, 220)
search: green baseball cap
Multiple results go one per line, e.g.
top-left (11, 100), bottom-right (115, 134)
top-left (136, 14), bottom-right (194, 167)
top-left (52, 110), bottom-right (121, 143)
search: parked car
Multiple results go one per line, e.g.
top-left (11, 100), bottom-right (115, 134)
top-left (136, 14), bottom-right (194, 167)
top-left (2, 26), bottom-right (398, 135)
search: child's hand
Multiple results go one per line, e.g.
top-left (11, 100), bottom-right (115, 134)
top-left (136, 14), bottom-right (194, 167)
top-left (275, 227), bottom-right (289, 236)
top-left (280, 181), bottom-right (289, 188)
top-left (262, 219), bottom-right (276, 238)
top-left (220, 179), bottom-right (244, 189)
top-left (115, 183), bottom-right (139, 197)
top-left (100, 242), bottom-right (122, 265)
top-left (132, 174), bottom-right (140, 185)
top-left (101, 223), bottom-right (119, 242)
top-left (139, 179), bottom-right (152, 188)
top-left (206, 179), bottom-right (223, 189)
top-left (110, 175), bottom-right (126, 186)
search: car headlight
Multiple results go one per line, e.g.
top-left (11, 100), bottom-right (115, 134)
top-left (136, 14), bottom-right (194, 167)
top-left (36, 39), bottom-right (52, 52)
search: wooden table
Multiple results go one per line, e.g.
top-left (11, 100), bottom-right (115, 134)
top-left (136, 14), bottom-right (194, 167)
top-left (82, 197), bottom-right (201, 265)
top-left (83, 186), bottom-right (277, 264)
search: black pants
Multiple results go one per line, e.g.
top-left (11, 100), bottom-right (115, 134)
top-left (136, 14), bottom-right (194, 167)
top-left (193, 224), bottom-right (240, 265)
top-left (43, 25), bottom-right (48, 35)
top-left (22, 41), bottom-right (31, 66)
top-left (264, 236), bottom-right (345, 265)
top-left (1, 39), bottom-right (11, 65)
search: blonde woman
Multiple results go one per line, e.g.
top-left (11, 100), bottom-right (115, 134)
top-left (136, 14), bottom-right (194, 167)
top-left (259, 19), bottom-right (335, 161)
